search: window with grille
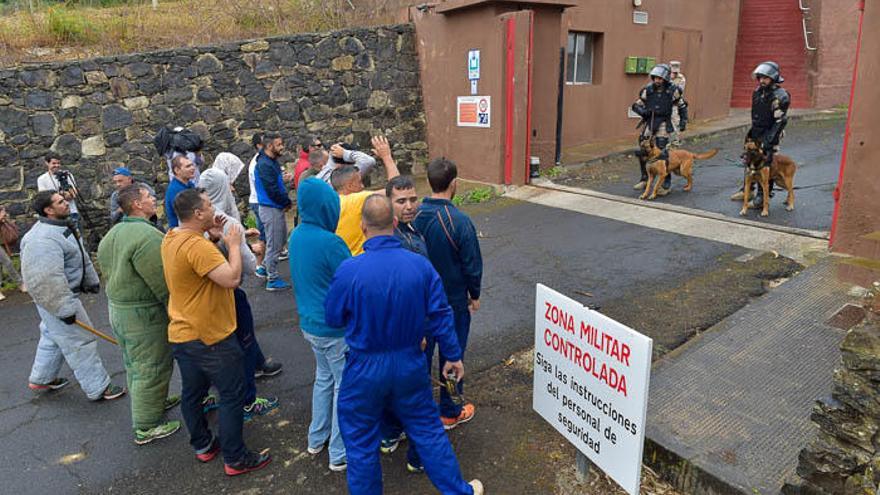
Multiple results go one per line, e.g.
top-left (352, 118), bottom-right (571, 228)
top-left (566, 31), bottom-right (595, 84)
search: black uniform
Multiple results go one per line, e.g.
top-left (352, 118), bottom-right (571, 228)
top-left (632, 81), bottom-right (688, 184)
top-left (747, 83), bottom-right (790, 165)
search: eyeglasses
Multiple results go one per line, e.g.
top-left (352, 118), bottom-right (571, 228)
top-left (312, 142), bottom-right (324, 149)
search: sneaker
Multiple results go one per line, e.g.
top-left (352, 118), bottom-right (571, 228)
top-left (278, 249), bottom-right (289, 261)
top-left (0, 291), bottom-right (5, 301)
top-left (28, 377), bottom-right (69, 392)
top-left (730, 190), bottom-right (745, 201)
top-left (469, 479), bottom-right (484, 495)
top-left (202, 394), bottom-right (219, 414)
top-left (254, 360), bottom-right (283, 379)
top-left (441, 403), bottom-right (475, 430)
top-left (329, 459), bottom-right (347, 472)
top-left (406, 462), bottom-right (425, 474)
top-left (656, 185), bottom-right (671, 197)
top-left (244, 396), bottom-right (280, 422)
top-left (224, 449), bottom-right (272, 476)
top-left (135, 420), bottom-right (181, 445)
top-left (266, 279), bottom-right (291, 292)
top-left (101, 384), bottom-right (127, 401)
top-left (632, 180), bottom-right (647, 190)
top-left (255, 265), bottom-right (268, 279)
top-left (164, 395), bottom-right (181, 410)
top-left (380, 432), bottom-right (406, 455)
top-left (195, 437), bottom-right (220, 463)
top-left (307, 442), bottom-right (326, 455)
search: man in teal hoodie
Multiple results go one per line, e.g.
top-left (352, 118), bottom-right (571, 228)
top-left (288, 178), bottom-right (352, 472)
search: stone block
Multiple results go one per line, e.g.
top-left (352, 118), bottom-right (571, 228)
top-left (221, 97), bottom-right (246, 116)
top-left (50, 134), bottom-right (82, 160)
top-left (85, 71), bottom-right (109, 85)
top-left (123, 62), bottom-right (153, 78)
top-left (254, 60), bottom-right (280, 80)
top-left (368, 90), bottom-right (390, 109)
top-left (61, 95), bottom-right (83, 109)
top-left (60, 118), bottom-right (75, 133)
top-left (102, 104), bottom-right (134, 131)
top-left (31, 113), bottom-right (58, 137)
top-left (331, 55), bottom-right (354, 71)
top-left (165, 86), bottom-right (194, 105)
top-left (240, 40), bottom-right (270, 53)
top-left (110, 77), bottom-right (134, 99)
top-left (196, 87), bottom-right (221, 103)
top-left (25, 90), bottom-right (53, 109)
top-left (81, 135), bottom-right (106, 157)
top-left (60, 66), bottom-right (85, 87)
top-left (270, 80), bottom-right (292, 102)
top-left (197, 54), bottom-right (223, 75)
top-left (0, 107), bottom-right (29, 135)
top-left (0, 96), bottom-right (10, 106)
top-left (124, 96), bottom-right (150, 110)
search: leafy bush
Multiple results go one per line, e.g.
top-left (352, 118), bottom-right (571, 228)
top-left (48, 6), bottom-right (98, 43)
top-left (452, 186), bottom-right (497, 206)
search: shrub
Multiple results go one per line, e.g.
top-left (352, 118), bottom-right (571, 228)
top-left (48, 6), bottom-right (98, 44)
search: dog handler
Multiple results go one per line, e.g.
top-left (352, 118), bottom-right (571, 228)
top-left (325, 195), bottom-right (483, 495)
top-left (731, 61), bottom-right (790, 207)
top-left (631, 64), bottom-right (688, 196)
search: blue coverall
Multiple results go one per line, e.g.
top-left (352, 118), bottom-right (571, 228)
top-left (325, 235), bottom-right (474, 495)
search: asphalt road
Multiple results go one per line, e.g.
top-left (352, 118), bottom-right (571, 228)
top-left (0, 194), bottom-right (755, 494)
top-left (558, 116), bottom-right (845, 232)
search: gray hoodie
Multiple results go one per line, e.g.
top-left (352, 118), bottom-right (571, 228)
top-left (315, 149), bottom-right (376, 184)
top-left (21, 217), bottom-right (99, 319)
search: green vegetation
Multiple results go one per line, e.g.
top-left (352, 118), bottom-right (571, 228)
top-left (543, 166), bottom-right (565, 179)
top-left (453, 186), bottom-right (497, 206)
top-left (47, 6), bottom-right (97, 43)
top-left (0, 253), bottom-right (22, 292)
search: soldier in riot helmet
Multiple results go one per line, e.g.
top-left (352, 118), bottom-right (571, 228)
top-left (631, 63), bottom-right (689, 195)
top-left (731, 61), bottom-right (790, 207)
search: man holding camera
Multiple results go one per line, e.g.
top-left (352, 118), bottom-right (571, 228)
top-left (37, 153), bottom-right (80, 230)
top-left (22, 191), bottom-right (126, 401)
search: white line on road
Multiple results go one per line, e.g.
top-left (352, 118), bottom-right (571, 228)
top-left (505, 185), bottom-right (829, 264)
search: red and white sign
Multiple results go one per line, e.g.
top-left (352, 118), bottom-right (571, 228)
top-left (457, 96), bottom-right (491, 128)
top-left (533, 284), bottom-right (652, 495)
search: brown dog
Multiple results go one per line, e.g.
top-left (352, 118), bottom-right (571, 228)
top-left (740, 140), bottom-right (796, 217)
top-left (639, 138), bottom-right (718, 200)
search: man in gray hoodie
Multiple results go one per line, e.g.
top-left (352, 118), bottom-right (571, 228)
top-left (22, 190), bottom-right (126, 401)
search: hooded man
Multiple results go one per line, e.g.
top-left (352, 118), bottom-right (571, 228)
top-left (289, 177), bottom-right (352, 472)
top-left (97, 184), bottom-right (180, 444)
top-left (22, 190), bottom-right (126, 401)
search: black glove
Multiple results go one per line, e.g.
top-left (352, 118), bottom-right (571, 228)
top-left (679, 121), bottom-right (687, 132)
top-left (83, 284), bottom-right (100, 294)
top-left (61, 314), bottom-right (76, 325)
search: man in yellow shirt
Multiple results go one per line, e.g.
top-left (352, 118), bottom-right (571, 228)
top-left (161, 188), bottom-right (271, 477)
top-left (331, 136), bottom-right (399, 255)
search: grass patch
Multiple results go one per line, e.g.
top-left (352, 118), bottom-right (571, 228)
top-left (48, 6), bottom-right (99, 43)
top-left (543, 166), bottom-right (565, 179)
top-left (452, 186), bottom-right (497, 206)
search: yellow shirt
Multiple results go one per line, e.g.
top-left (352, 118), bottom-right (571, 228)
top-left (161, 229), bottom-right (236, 345)
top-left (336, 190), bottom-right (373, 256)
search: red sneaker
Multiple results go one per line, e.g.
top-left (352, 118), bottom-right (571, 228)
top-left (441, 403), bottom-right (475, 430)
top-left (224, 449), bottom-right (271, 476)
top-left (28, 378), bottom-right (70, 392)
top-left (195, 439), bottom-right (220, 463)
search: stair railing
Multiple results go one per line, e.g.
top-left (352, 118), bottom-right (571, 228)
top-left (799, 0), bottom-right (818, 51)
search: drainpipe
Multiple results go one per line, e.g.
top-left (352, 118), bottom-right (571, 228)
top-left (829, 0), bottom-right (865, 248)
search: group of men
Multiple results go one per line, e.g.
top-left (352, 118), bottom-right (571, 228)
top-left (19, 131), bottom-right (486, 493)
top-left (631, 59), bottom-right (790, 206)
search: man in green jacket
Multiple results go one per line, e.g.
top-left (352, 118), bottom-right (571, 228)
top-left (97, 184), bottom-right (181, 445)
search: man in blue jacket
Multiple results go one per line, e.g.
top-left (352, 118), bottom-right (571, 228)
top-left (164, 156), bottom-right (196, 229)
top-left (255, 134), bottom-right (293, 291)
top-left (412, 158), bottom-right (482, 430)
top-left (325, 195), bottom-right (483, 495)
top-left (289, 177), bottom-right (351, 472)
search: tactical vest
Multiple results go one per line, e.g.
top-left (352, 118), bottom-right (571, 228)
top-left (643, 83), bottom-right (675, 118)
top-left (751, 85), bottom-right (790, 130)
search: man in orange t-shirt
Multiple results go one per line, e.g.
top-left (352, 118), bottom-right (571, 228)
top-left (161, 188), bottom-right (271, 477)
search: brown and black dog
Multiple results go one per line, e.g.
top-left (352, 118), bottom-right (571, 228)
top-left (638, 137), bottom-right (718, 200)
top-left (740, 140), bottom-right (797, 217)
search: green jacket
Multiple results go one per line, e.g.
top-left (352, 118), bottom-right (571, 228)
top-left (97, 216), bottom-right (168, 308)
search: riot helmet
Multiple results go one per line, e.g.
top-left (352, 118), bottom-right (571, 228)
top-left (649, 64), bottom-right (672, 82)
top-left (753, 61), bottom-right (784, 83)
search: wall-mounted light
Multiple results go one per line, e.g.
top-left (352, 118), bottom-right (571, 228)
top-left (633, 0), bottom-right (642, 7)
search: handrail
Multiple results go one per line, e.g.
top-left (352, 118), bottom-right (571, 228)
top-left (799, 0), bottom-right (818, 51)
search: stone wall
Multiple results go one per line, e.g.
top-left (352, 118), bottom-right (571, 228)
top-left (791, 296), bottom-right (880, 494)
top-left (0, 23), bottom-right (426, 244)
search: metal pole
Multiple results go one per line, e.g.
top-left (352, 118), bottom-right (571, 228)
top-left (554, 46), bottom-right (565, 165)
top-left (575, 450), bottom-right (591, 482)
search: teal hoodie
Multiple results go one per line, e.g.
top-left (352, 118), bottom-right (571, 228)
top-left (289, 178), bottom-right (352, 337)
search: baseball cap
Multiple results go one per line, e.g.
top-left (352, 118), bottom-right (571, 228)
top-left (112, 166), bottom-right (132, 177)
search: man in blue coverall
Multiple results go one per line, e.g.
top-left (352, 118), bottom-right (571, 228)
top-left (325, 195), bottom-right (483, 495)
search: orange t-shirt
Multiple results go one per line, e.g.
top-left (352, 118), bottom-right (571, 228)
top-left (336, 190), bottom-right (373, 256)
top-left (161, 229), bottom-right (236, 345)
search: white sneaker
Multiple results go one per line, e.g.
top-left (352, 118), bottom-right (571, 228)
top-left (0, 291), bottom-right (5, 301)
top-left (469, 480), bottom-right (484, 495)
top-left (307, 443), bottom-right (325, 455)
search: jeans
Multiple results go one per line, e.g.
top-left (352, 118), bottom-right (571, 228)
top-left (249, 203), bottom-right (266, 242)
top-left (172, 335), bottom-right (248, 464)
top-left (303, 332), bottom-right (347, 464)
top-left (339, 349), bottom-right (473, 495)
top-left (29, 300), bottom-right (111, 400)
top-left (258, 206), bottom-right (287, 282)
top-left (427, 310), bottom-right (471, 419)
top-left (233, 288), bottom-right (260, 405)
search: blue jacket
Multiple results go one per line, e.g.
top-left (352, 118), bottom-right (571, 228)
top-left (412, 198), bottom-right (483, 312)
top-left (164, 177), bottom-right (194, 228)
top-left (289, 178), bottom-right (351, 338)
top-left (325, 235), bottom-right (462, 360)
top-left (394, 222), bottom-right (428, 258)
top-left (254, 150), bottom-right (291, 209)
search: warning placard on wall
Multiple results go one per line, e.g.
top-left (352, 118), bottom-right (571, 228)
top-left (533, 284), bottom-right (652, 495)
top-left (457, 96), bottom-right (491, 128)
